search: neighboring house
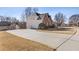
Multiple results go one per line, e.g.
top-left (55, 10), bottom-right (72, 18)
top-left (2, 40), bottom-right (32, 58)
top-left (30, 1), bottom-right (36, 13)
top-left (26, 13), bottom-right (53, 29)
top-left (69, 14), bottom-right (79, 26)
top-left (9, 22), bottom-right (27, 30)
top-left (0, 21), bottom-right (20, 30)
top-left (0, 16), bottom-right (20, 30)
top-left (9, 23), bottom-right (21, 30)
top-left (9, 23), bottom-right (16, 30)
top-left (18, 22), bottom-right (26, 29)
top-left (0, 21), bottom-right (11, 30)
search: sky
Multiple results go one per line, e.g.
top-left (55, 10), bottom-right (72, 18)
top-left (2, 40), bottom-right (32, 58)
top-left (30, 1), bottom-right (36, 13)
top-left (0, 7), bottom-right (79, 22)
top-left (0, 7), bottom-right (25, 20)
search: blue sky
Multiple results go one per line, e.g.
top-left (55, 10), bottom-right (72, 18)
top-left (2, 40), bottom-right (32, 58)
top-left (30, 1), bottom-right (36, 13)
top-left (0, 7), bottom-right (79, 22)
top-left (0, 7), bottom-right (25, 20)
top-left (38, 7), bottom-right (79, 19)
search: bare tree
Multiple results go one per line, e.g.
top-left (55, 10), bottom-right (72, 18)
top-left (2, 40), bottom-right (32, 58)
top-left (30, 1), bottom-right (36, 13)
top-left (25, 7), bottom-right (32, 17)
top-left (21, 13), bottom-right (26, 22)
top-left (21, 7), bottom-right (38, 21)
top-left (33, 7), bottom-right (38, 13)
top-left (25, 7), bottom-right (38, 19)
top-left (54, 13), bottom-right (65, 27)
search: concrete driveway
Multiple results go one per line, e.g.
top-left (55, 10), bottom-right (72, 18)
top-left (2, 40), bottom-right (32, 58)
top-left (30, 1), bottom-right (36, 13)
top-left (7, 29), bottom-right (72, 50)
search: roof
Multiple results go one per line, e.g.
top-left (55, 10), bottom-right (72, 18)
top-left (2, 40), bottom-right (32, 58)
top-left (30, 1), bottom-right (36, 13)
top-left (27, 13), bottom-right (53, 22)
top-left (35, 13), bottom-right (52, 20)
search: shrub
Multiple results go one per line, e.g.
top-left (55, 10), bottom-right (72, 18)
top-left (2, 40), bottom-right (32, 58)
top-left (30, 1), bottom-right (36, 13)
top-left (48, 24), bottom-right (55, 28)
top-left (38, 23), bottom-right (48, 29)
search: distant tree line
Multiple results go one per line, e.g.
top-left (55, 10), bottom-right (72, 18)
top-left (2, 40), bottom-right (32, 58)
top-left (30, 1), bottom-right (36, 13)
top-left (0, 16), bottom-right (19, 23)
top-left (0, 16), bottom-right (19, 26)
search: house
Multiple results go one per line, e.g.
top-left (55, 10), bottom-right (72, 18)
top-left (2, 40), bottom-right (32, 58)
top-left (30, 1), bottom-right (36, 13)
top-left (0, 21), bottom-right (11, 30)
top-left (26, 13), bottom-right (53, 29)
top-left (0, 16), bottom-right (21, 30)
top-left (18, 22), bottom-right (26, 29)
top-left (69, 14), bottom-right (79, 27)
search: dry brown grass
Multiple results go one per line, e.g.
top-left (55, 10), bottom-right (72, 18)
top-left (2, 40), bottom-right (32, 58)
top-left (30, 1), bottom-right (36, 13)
top-left (0, 31), bottom-right (53, 51)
